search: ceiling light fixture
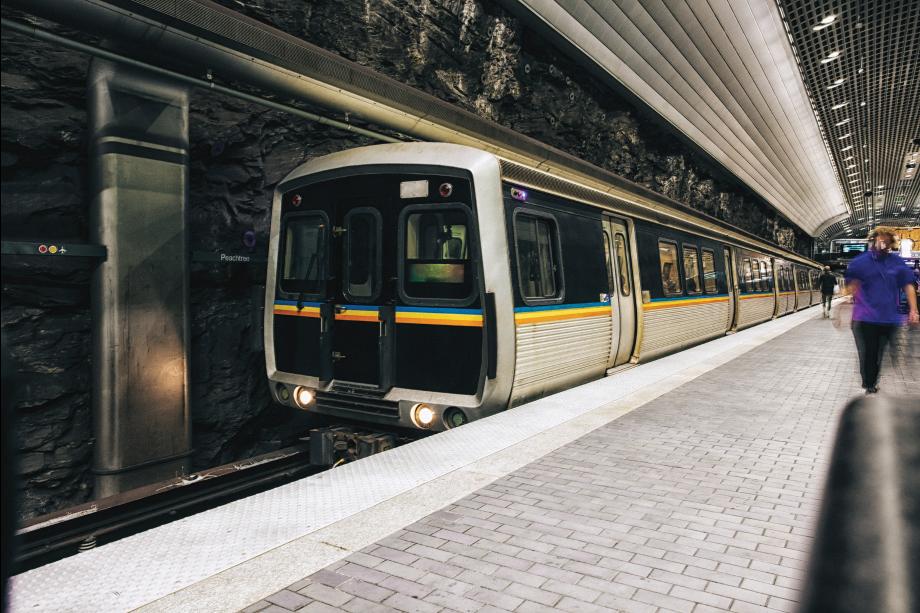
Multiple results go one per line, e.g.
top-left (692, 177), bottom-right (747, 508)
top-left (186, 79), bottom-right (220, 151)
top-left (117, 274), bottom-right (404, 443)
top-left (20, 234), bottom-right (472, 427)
top-left (813, 14), bottom-right (837, 31)
top-left (841, 145), bottom-right (854, 151)
top-left (838, 133), bottom-right (852, 140)
top-left (831, 102), bottom-right (849, 110)
top-left (835, 118), bottom-right (852, 126)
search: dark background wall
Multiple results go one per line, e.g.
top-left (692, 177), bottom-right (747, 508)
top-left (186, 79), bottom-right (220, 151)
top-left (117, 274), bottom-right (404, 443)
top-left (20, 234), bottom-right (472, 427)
top-left (2, 0), bottom-right (810, 520)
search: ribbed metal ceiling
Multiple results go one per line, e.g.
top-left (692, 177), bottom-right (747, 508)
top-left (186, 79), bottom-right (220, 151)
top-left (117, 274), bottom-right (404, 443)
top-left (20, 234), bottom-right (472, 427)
top-left (509, 0), bottom-right (847, 236)
top-left (776, 0), bottom-right (920, 241)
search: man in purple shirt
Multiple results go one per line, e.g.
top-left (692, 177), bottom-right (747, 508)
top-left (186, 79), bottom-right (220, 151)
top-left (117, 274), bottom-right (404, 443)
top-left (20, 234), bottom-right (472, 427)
top-left (844, 226), bottom-right (919, 394)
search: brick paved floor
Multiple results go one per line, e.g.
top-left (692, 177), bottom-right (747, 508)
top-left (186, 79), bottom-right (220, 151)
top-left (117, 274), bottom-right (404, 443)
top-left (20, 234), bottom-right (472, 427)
top-left (242, 307), bottom-right (918, 613)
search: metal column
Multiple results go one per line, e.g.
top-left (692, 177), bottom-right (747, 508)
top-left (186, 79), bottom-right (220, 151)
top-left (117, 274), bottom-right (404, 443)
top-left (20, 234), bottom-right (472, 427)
top-left (88, 59), bottom-right (192, 496)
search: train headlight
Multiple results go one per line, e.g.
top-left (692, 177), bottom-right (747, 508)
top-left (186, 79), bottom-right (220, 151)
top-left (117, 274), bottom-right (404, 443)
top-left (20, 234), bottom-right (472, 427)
top-left (293, 386), bottom-right (316, 409)
top-left (411, 403), bottom-right (436, 428)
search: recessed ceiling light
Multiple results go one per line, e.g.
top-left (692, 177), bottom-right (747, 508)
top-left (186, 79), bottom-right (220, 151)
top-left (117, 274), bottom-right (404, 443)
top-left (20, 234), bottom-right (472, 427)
top-left (877, 185), bottom-right (885, 189)
top-left (844, 156), bottom-right (854, 160)
top-left (835, 118), bottom-right (852, 126)
top-left (813, 14), bottom-right (837, 30)
top-left (831, 102), bottom-right (849, 110)
top-left (861, 102), bottom-right (867, 106)
top-left (841, 145), bottom-right (854, 151)
top-left (838, 133), bottom-right (852, 140)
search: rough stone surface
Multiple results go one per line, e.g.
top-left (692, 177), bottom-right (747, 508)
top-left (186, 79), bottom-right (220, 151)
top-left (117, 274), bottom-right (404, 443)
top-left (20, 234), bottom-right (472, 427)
top-left (3, 1), bottom-right (810, 519)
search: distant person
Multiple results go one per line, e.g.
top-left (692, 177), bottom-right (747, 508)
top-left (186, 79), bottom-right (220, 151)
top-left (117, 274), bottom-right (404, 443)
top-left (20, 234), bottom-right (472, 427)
top-left (844, 226), bottom-right (919, 394)
top-left (818, 266), bottom-right (836, 318)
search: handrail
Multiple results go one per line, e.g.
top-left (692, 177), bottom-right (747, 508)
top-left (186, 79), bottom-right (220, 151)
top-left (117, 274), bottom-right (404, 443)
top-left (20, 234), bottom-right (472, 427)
top-left (799, 394), bottom-right (920, 613)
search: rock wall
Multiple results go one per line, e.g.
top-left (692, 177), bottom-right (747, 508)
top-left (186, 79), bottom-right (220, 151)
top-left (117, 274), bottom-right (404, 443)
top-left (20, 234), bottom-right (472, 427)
top-left (2, 0), bottom-right (810, 519)
top-left (1, 20), bottom-right (96, 518)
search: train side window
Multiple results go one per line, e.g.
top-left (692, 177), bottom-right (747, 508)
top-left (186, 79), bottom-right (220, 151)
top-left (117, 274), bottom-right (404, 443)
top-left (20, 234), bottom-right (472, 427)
top-left (701, 249), bottom-right (717, 294)
top-left (602, 231), bottom-right (616, 298)
top-left (280, 212), bottom-right (328, 296)
top-left (614, 232), bottom-right (631, 296)
top-left (400, 205), bottom-right (474, 302)
top-left (514, 212), bottom-right (563, 302)
top-left (682, 245), bottom-right (701, 295)
top-left (344, 208), bottom-right (381, 302)
top-left (759, 261), bottom-right (769, 292)
top-left (742, 258), bottom-right (753, 293)
top-left (658, 240), bottom-right (682, 296)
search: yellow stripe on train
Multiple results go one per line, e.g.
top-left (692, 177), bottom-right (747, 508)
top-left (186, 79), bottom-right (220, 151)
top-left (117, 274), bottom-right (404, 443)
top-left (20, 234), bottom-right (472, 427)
top-left (739, 293), bottom-right (773, 300)
top-left (643, 296), bottom-right (729, 310)
top-left (395, 312), bottom-right (483, 327)
top-left (273, 305), bottom-right (321, 318)
top-left (335, 312), bottom-right (379, 322)
top-left (514, 306), bottom-right (610, 324)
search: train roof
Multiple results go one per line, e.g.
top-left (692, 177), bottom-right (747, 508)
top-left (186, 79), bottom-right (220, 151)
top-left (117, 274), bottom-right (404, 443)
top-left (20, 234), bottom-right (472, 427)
top-left (278, 143), bottom-right (822, 268)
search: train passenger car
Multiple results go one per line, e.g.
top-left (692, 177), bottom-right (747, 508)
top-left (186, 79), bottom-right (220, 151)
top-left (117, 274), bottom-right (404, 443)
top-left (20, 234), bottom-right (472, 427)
top-left (808, 269), bottom-right (820, 306)
top-left (265, 143), bottom-right (822, 431)
top-left (733, 248), bottom-right (775, 330)
top-left (634, 224), bottom-right (732, 360)
top-left (794, 265), bottom-right (813, 310)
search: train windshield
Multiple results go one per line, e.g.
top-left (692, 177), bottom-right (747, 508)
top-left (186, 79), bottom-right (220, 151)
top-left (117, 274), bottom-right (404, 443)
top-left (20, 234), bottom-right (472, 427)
top-left (280, 213), bottom-right (327, 295)
top-left (402, 206), bottom-right (474, 301)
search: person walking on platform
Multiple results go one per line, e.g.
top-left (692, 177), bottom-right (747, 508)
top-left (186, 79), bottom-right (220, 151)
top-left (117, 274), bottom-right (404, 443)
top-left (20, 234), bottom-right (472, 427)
top-left (845, 226), bottom-right (919, 394)
top-left (818, 266), bottom-right (836, 318)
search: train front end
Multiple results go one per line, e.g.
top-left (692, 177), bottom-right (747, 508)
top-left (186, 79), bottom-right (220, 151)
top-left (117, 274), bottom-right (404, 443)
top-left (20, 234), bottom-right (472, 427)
top-left (264, 143), bottom-right (512, 431)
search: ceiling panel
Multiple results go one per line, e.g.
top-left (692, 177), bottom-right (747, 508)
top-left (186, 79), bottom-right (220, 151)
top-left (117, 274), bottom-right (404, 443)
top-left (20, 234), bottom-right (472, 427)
top-left (776, 0), bottom-right (920, 241)
top-left (511, 0), bottom-right (847, 236)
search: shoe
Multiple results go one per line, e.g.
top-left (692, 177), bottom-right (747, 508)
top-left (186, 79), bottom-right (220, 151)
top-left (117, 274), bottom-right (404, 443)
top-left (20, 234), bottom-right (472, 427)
top-left (866, 386), bottom-right (878, 394)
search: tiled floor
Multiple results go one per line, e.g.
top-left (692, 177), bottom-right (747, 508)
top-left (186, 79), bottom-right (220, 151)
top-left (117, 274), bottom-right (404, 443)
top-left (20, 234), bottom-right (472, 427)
top-left (242, 305), bottom-right (917, 613)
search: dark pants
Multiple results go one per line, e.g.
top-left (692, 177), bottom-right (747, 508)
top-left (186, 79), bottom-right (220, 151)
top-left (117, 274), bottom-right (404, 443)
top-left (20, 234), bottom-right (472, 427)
top-left (852, 321), bottom-right (896, 388)
top-left (822, 292), bottom-right (833, 312)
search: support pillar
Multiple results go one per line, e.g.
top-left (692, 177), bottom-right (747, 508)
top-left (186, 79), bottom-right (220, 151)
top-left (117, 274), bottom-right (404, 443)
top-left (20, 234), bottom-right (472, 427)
top-left (88, 59), bottom-right (192, 497)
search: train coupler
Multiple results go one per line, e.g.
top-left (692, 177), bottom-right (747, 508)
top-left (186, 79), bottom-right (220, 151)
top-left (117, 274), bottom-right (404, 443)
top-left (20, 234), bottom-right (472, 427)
top-left (308, 427), bottom-right (397, 467)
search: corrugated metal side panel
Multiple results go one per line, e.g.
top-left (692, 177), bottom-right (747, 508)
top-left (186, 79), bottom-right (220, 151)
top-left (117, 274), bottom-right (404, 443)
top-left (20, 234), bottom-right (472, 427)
top-left (639, 301), bottom-right (729, 359)
top-left (738, 295), bottom-right (775, 328)
top-left (511, 315), bottom-right (611, 400)
top-left (781, 294), bottom-right (795, 314)
top-left (796, 291), bottom-right (811, 309)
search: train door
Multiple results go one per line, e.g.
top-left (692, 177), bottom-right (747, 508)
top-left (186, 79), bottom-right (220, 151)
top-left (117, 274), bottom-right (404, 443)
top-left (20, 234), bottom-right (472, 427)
top-left (770, 258), bottom-right (780, 318)
top-left (723, 247), bottom-right (738, 331)
top-left (328, 203), bottom-right (392, 388)
top-left (602, 216), bottom-right (636, 367)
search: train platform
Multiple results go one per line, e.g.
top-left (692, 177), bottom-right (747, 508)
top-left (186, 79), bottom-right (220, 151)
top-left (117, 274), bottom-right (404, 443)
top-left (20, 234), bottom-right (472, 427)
top-left (10, 301), bottom-right (919, 613)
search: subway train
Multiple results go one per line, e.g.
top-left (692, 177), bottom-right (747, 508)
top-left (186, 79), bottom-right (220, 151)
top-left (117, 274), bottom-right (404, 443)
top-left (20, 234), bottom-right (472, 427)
top-left (265, 143), bottom-right (824, 431)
